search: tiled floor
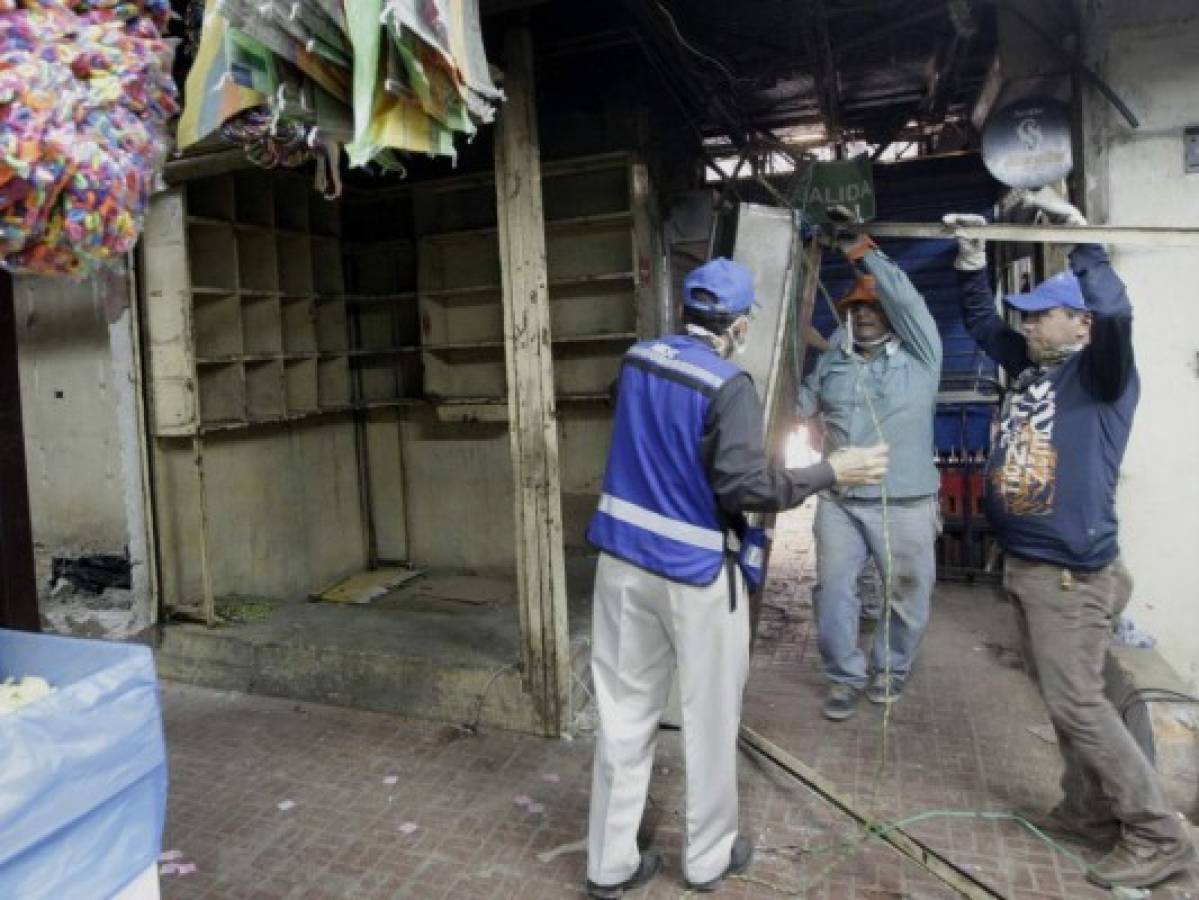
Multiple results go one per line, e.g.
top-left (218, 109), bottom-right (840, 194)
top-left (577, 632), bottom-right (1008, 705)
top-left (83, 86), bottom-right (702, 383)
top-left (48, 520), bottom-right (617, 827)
top-left (159, 499), bottom-right (1198, 899)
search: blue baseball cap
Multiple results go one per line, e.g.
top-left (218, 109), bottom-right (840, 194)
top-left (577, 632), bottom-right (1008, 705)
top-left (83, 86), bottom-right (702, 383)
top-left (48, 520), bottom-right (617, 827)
top-left (683, 257), bottom-right (756, 317)
top-left (1005, 270), bottom-right (1087, 313)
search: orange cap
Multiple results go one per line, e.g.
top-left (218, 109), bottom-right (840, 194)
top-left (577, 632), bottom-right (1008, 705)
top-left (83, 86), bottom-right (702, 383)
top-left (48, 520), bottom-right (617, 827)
top-left (835, 275), bottom-right (880, 313)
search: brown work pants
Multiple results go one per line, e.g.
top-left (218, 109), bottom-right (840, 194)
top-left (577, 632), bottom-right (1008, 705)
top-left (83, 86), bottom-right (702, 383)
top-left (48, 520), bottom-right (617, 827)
top-left (1004, 555), bottom-right (1182, 847)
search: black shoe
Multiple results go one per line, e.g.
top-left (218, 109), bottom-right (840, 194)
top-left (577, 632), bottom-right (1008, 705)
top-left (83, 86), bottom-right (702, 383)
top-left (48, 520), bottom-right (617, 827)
top-left (865, 673), bottom-right (903, 705)
top-left (823, 684), bottom-right (859, 721)
top-left (1086, 837), bottom-right (1197, 889)
top-left (586, 850), bottom-right (664, 898)
top-left (685, 834), bottom-right (754, 892)
top-left (1025, 802), bottom-right (1120, 850)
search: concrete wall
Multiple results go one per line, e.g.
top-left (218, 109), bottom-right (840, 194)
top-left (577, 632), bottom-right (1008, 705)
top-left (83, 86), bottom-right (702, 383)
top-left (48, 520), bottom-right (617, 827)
top-left (14, 267), bottom-right (154, 637)
top-left (15, 272), bottom-right (128, 556)
top-left (1080, 0), bottom-right (1199, 688)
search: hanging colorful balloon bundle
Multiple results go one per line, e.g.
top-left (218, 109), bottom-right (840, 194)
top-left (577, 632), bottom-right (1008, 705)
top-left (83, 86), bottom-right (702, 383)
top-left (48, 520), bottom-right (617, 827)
top-left (0, 0), bottom-right (178, 276)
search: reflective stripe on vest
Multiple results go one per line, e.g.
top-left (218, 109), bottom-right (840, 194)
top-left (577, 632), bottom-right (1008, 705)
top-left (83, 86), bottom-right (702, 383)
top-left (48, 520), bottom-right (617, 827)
top-left (624, 344), bottom-right (727, 391)
top-left (596, 493), bottom-right (726, 552)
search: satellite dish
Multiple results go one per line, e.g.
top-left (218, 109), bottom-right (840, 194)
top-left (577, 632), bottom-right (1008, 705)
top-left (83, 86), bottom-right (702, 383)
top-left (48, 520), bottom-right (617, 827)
top-left (982, 97), bottom-right (1073, 189)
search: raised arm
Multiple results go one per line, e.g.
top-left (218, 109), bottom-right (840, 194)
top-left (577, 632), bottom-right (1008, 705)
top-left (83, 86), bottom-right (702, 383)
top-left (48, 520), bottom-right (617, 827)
top-left (858, 247), bottom-right (943, 371)
top-left (944, 213), bottom-right (1032, 379)
top-left (1073, 243), bottom-right (1136, 402)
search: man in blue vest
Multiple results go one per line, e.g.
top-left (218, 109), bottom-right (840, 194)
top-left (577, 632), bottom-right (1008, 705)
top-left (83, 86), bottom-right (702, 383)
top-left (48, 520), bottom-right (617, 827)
top-left (946, 191), bottom-right (1195, 890)
top-left (584, 257), bottom-right (888, 897)
top-left (798, 232), bottom-right (943, 722)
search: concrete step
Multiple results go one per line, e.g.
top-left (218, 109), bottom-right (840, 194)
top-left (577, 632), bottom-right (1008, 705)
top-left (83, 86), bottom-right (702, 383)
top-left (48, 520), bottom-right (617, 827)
top-left (156, 619), bottom-right (558, 733)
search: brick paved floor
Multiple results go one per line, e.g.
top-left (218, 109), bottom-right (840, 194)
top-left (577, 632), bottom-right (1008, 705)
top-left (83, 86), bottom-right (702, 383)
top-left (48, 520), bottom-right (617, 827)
top-left (159, 498), bottom-right (1198, 899)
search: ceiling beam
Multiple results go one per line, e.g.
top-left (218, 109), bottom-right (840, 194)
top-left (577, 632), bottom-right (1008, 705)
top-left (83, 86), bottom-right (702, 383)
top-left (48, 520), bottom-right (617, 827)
top-left (799, 0), bottom-right (841, 147)
top-left (834, 4), bottom-right (949, 58)
top-left (921, 0), bottom-right (978, 124)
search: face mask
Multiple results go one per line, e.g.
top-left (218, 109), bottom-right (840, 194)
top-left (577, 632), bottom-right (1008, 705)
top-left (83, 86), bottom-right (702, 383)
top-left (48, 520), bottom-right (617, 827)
top-left (1030, 342), bottom-right (1083, 367)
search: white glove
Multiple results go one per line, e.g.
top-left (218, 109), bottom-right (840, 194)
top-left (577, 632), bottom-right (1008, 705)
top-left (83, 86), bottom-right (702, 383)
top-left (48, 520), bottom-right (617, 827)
top-left (828, 443), bottom-right (889, 487)
top-left (1021, 186), bottom-right (1087, 226)
top-left (942, 213), bottom-right (987, 271)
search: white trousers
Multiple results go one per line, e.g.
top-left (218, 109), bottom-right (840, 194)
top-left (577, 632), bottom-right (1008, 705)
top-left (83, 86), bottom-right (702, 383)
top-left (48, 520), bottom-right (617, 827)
top-left (586, 553), bottom-right (750, 885)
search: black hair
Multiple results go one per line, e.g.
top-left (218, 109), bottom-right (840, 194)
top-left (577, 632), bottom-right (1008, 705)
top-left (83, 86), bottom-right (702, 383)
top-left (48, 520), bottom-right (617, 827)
top-left (682, 308), bottom-right (740, 333)
top-left (683, 287), bottom-right (742, 332)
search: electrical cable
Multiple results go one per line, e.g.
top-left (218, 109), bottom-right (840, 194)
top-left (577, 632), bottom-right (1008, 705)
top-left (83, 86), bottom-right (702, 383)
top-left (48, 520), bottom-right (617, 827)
top-left (650, 0), bottom-right (751, 88)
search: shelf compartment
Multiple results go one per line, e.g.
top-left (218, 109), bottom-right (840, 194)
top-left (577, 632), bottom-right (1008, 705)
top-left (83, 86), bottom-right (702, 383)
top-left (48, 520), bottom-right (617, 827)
top-left (542, 164), bottom-right (629, 221)
top-left (419, 295), bottom-right (502, 346)
top-left (192, 293), bottom-right (242, 358)
top-left (353, 355), bottom-right (399, 403)
top-left (413, 181), bottom-right (496, 235)
top-left (549, 277), bottom-right (637, 338)
top-left (234, 170), bottom-right (274, 228)
top-left (186, 175), bottom-right (234, 222)
top-left (546, 224), bottom-right (632, 283)
top-left (245, 358), bottom-right (285, 421)
top-left (317, 355), bottom-right (351, 407)
top-left (343, 195), bottom-right (413, 243)
top-left (284, 358), bottom-right (318, 413)
top-left (418, 211), bottom-right (631, 244)
top-left (236, 227), bottom-right (278, 293)
top-left (188, 221), bottom-right (238, 292)
top-left (197, 361), bottom-right (245, 424)
top-left (353, 303), bottom-right (398, 351)
top-left (345, 242), bottom-right (417, 296)
top-left (422, 347), bottom-right (505, 400)
top-left (316, 298), bottom-right (348, 352)
top-left (551, 341), bottom-right (629, 396)
top-left (281, 296), bottom-right (317, 353)
top-left (397, 354), bottom-right (422, 399)
top-left (312, 236), bottom-right (345, 295)
top-left (274, 176), bottom-right (311, 233)
top-left (418, 233), bottom-right (500, 294)
top-left (276, 233), bottom-right (314, 295)
top-left (242, 294), bottom-right (282, 355)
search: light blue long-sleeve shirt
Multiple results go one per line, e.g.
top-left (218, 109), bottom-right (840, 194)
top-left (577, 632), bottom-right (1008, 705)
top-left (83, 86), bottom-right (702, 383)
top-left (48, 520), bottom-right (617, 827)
top-left (798, 248), bottom-right (942, 500)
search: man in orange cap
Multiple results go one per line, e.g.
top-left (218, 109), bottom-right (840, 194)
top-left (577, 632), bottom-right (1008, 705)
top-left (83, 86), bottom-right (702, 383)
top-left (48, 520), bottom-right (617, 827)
top-left (798, 231), bottom-right (942, 721)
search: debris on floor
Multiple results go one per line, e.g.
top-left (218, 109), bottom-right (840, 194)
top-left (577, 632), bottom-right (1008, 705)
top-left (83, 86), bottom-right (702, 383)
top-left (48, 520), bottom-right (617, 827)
top-left (311, 566), bottom-right (424, 605)
top-left (212, 596), bottom-right (278, 624)
top-left (158, 850), bottom-right (198, 878)
top-left (1114, 615), bottom-right (1157, 649)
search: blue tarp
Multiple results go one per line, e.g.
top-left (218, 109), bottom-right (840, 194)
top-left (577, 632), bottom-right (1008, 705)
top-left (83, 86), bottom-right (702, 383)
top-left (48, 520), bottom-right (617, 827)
top-left (0, 629), bottom-right (167, 900)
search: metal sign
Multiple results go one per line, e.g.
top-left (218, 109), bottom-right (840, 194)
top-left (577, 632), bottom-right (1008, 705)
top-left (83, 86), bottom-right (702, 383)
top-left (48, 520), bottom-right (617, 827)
top-left (797, 155), bottom-right (877, 223)
top-left (982, 97), bottom-right (1073, 189)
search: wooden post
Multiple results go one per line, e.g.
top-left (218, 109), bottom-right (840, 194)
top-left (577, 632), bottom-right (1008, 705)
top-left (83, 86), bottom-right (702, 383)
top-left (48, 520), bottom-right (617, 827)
top-left (494, 25), bottom-right (571, 735)
top-left (0, 271), bottom-right (40, 631)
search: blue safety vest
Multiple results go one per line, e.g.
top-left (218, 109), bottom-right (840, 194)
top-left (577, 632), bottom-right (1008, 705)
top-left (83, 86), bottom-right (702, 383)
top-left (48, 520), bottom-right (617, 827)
top-left (587, 335), bottom-right (767, 592)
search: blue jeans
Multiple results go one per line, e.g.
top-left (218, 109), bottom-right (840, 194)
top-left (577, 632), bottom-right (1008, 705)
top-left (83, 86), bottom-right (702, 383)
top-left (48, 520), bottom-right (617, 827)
top-left (814, 495), bottom-right (938, 690)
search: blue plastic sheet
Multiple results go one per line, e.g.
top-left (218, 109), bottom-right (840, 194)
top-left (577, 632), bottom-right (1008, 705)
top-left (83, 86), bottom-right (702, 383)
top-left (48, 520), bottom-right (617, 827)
top-left (0, 629), bottom-right (167, 900)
